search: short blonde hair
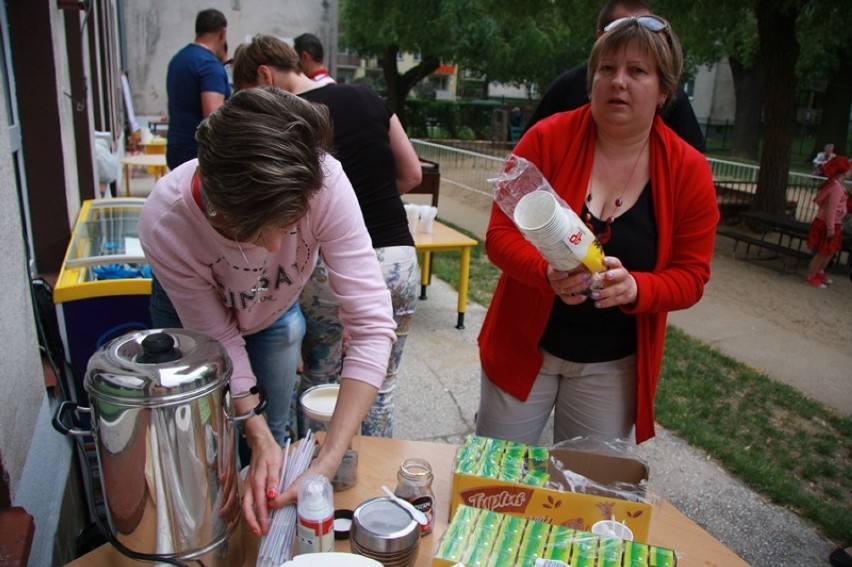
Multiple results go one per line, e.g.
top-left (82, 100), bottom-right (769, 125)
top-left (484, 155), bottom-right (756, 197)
top-left (587, 16), bottom-right (683, 112)
top-left (195, 87), bottom-right (333, 242)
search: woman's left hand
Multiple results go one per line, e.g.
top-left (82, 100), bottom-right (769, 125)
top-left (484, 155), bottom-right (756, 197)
top-left (590, 257), bottom-right (638, 308)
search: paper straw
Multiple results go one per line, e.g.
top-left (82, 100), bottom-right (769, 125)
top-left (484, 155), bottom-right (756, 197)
top-left (256, 431), bottom-right (316, 566)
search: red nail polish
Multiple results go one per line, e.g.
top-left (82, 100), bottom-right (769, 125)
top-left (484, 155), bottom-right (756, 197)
top-left (267, 488), bottom-right (277, 499)
top-left (253, 527), bottom-right (260, 536)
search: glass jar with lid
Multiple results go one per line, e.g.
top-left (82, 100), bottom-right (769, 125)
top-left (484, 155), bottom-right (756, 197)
top-left (393, 458), bottom-right (435, 535)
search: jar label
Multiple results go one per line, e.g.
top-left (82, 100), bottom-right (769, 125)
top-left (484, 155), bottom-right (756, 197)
top-left (410, 494), bottom-right (435, 534)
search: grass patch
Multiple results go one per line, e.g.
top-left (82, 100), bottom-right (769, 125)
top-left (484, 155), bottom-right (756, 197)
top-left (428, 221), bottom-right (852, 543)
top-left (658, 327), bottom-right (852, 542)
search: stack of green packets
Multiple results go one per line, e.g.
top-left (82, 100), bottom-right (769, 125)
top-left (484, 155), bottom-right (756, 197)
top-left (435, 504), bottom-right (677, 566)
top-left (454, 435), bottom-right (551, 487)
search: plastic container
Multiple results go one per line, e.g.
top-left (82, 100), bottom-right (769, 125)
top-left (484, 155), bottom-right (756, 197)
top-left (297, 474), bottom-right (335, 554)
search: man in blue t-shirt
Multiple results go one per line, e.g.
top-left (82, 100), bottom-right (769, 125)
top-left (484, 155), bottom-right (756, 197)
top-left (166, 8), bottom-right (230, 170)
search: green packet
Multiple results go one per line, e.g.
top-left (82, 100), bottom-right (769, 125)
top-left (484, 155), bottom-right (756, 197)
top-left (436, 505), bottom-right (677, 567)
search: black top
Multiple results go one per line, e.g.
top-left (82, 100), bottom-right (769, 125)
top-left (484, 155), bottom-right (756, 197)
top-left (538, 182), bottom-right (658, 363)
top-left (301, 83), bottom-right (414, 249)
top-left (524, 65), bottom-right (706, 153)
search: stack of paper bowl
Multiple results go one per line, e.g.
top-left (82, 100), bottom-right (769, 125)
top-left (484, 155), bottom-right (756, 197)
top-left (350, 497), bottom-right (420, 566)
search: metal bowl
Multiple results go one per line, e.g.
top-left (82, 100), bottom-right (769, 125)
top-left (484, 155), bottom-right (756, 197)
top-left (351, 497), bottom-right (420, 555)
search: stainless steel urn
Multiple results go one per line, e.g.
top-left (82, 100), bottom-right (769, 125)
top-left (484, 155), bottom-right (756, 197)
top-left (55, 329), bottom-right (245, 565)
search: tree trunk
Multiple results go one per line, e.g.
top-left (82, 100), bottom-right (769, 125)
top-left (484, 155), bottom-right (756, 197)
top-left (753, 0), bottom-right (800, 215)
top-left (382, 45), bottom-right (405, 123)
top-left (728, 56), bottom-right (763, 161)
top-left (381, 45), bottom-right (440, 128)
top-left (813, 54), bottom-right (852, 157)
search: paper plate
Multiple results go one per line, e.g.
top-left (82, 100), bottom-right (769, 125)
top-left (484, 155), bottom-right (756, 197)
top-left (285, 552), bottom-right (382, 566)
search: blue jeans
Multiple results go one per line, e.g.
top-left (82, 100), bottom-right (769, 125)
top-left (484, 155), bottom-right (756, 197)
top-left (149, 276), bottom-right (305, 447)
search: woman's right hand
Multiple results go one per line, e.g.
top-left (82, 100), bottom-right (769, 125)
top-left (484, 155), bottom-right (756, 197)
top-left (239, 413), bottom-right (283, 537)
top-left (547, 265), bottom-right (591, 304)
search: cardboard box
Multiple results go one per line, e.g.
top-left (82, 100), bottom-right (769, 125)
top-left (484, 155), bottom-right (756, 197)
top-left (450, 442), bottom-right (654, 543)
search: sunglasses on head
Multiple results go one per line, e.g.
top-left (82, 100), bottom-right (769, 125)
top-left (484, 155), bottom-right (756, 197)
top-left (604, 14), bottom-right (670, 34)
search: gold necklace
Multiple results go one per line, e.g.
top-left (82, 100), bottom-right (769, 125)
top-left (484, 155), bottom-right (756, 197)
top-left (584, 137), bottom-right (650, 245)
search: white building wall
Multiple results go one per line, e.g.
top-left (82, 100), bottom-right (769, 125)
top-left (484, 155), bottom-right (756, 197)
top-left (488, 82), bottom-right (533, 100)
top-left (0, 65), bottom-right (45, 511)
top-left (124, 0), bottom-right (338, 116)
top-left (692, 59), bottom-right (736, 126)
top-left (709, 59), bottom-right (736, 125)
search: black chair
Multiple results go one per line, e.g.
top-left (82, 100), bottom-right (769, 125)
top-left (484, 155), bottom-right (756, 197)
top-left (408, 159), bottom-right (440, 297)
top-left (408, 159), bottom-right (440, 208)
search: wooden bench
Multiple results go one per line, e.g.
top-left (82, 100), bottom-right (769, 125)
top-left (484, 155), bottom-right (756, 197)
top-left (716, 226), bottom-right (812, 274)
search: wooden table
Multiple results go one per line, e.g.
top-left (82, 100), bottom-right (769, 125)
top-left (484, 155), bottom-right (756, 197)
top-left (120, 154), bottom-right (168, 196)
top-left (67, 437), bottom-right (748, 567)
top-left (413, 220), bottom-right (478, 329)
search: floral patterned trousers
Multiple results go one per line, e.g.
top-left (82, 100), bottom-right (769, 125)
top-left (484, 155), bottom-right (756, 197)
top-left (298, 246), bottom-right (418, 437)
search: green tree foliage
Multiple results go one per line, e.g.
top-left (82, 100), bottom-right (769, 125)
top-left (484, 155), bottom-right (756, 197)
top-left (795, 3), bottom-right (852, 156)
top-left (339, 0), bottom-right (596, 123)
top-left (342, 0), bottom-right (848, 214)
top-left (657, 0), bottom-right (762, 159)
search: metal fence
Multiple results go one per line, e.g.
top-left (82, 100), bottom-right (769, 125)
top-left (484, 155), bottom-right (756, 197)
top-left (412, 140), bottom-right (834, 223)
top-left (706, 158), bottom-right (834, 222)
top-left (412, 140), bottom-right (505, 199)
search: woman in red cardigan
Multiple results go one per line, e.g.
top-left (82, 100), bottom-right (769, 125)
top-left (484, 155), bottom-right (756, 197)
top-left (477, 16), bottom-right (719, 445)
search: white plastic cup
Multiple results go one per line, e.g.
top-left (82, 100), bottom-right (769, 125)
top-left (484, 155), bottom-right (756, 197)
top-left (514, 191), bottom-right (581, 271)
top-left (419, 205), bottom-right (437, 234)
top-left (591, 519), bottom-right (634, 541)
top-left (404, 204), bottom-right (420, 235)
top-left (514, 191), bottom-right (563, 233)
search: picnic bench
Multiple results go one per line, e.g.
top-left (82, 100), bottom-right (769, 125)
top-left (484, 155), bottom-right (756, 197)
top-left (716, 211), bottom-right (811, 274)
top-left (716, 210), bottom-right (850, 274)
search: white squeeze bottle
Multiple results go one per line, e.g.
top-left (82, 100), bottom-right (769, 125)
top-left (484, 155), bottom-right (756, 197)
top-left (297, 474), bottom-right (334, 554)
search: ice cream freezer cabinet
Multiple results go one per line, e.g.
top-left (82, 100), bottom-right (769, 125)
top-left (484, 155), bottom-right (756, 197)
top-left (53, 198), bottom-right (153, 405)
